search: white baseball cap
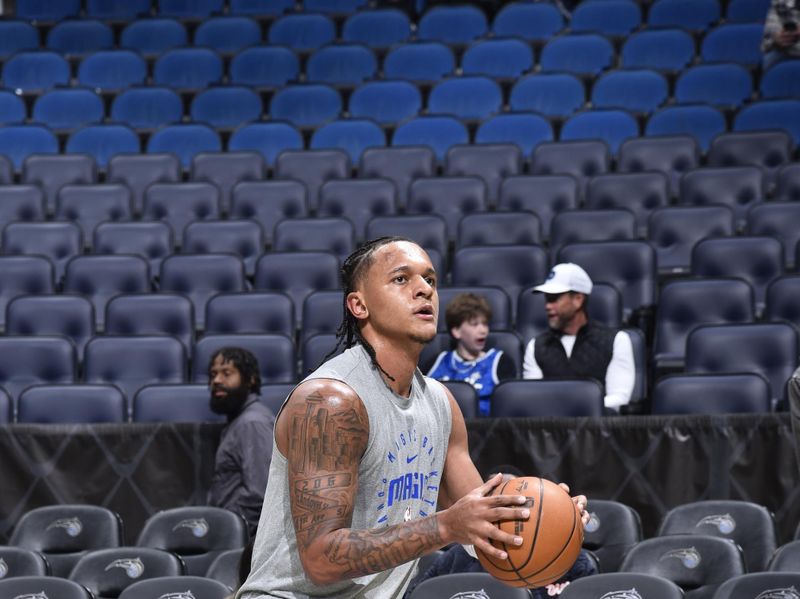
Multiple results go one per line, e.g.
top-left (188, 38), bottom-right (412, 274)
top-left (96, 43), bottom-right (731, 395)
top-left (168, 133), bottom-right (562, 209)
top-left (533, 263), bottom-right (593, 295)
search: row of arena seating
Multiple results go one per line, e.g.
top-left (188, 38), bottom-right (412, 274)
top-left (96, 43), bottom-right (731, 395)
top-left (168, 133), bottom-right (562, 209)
top-left (2, 497), bottom-right (800, 597)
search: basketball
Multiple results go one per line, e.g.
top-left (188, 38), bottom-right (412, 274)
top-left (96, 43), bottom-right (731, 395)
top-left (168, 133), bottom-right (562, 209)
top-left (476, 476), bottom-right (584, 588)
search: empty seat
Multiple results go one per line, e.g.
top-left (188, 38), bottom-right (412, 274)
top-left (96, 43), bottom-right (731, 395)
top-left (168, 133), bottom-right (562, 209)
top-left (648, 0), bottom-right (720, 30)
top-left (475, 114), bottom-right (554, 158)
top-left (2, 51), bottom-right (70, 93)
top-left (84, 335), bottom-right (186, 402)
top-left (194, 16), bottom-right (261, 54)
top-left (120, 18), bottom-right (187, 57)
top-left (621, 29), bottom-right (695, 72)
top-left (648, 205), bottom-right (734, 273)
top-left (701, 23), bottom-right (764, 66)
top-left (142, 181), bottom-right (222, 245)
top-left (408, 177), bottom-right (488, 241)
top-left (146, 124), bottom-right (222, 169)
top-left (32, 88), bottom-right (105, 131)
top-left (158, 0), bottom-right (223, 18)
top-left (727, 0), bottom-right (771, 21)
top-left (417, 5), bottom-right (487, 45)
top-left (531, 140), bottom-right (611, 200)
top-left (183, 219), bottom-right (264, 276)
top-left (0, 577), bottom-right (92, 599)
top-left (302, 290), bottom-right (344, 342)
top-left (192, 334), bottom-right (296, 384)
top-left (107, 154), bottom-right (181, 215)
top-left (228, 122), bottom-right (303, 169)
top-left (301, 333), bottom-right (341, 375)
top-left (229, 180), bottom-right (307, 245)
top-left (586, 172), bottom-right (669, 235)
top-left (7, 295), bottom-right (94, 361)
top-left (359, 146), bottom-right (435, 210)
top-left (445, 144), bottom-right (522, 206)
top-left (273, 217), bottom-right (355, 263)
top-left (383, 42), bottom-right (455, 83)
top-left (365, 215), bottom-right (448, 258)
top-left (591, 69), bottom-right (669, 115)
top-left (646, 105), bottom-right (727, 153)
top-left (77, 50), bottom-right (148, 92)
top-left (0, 386), bottom-right (10, 423)
top-left (618, 135), bottom-right (700, 197)
top-left (205, 292), bottom-right (294, 337)
top-left (190, 86), bottom-right (263, 129)
top-left (776, 162), bottom-right (800, 202)
top-left (457, 212), bottom-right (541, 249)
top-left (461, 38), bottom-right (534, 80)
top-left (136, 506), bottom-right (247, 576)
top-left (268, 13), bottom-right (336, 52)
top-left (111, 87), bottom-right (185, 130)
top-left (0, 184), bottom-right (44, 226)
top-left (191, 151), bottom-right (264, 213)
top-left (0, 21), bottom-right (38, 59)
top-left (46, 20), bottom-right (113, 56)
top-left (231, 0), bottom-right (293, 16)
top-left (229, 45), bottom-right (300, 89)
top-left (491, 379), bottom-right (604, 417)
top-left (428, 76), bottom-right (503, 122)
top-left (652, 373), bottom-right (771, 414)
top-left (583, 499), bottom-right (643, 573)
top-left (0, 125), bottom-right (59, 171)
top-left (492, 2), bottom-right (564, 43)
top-left (119, 576), bottom-right (231, 599)
top-left (22, 154), bottom-right (96, 213)
top-left (306, 44), bottom-right (378, 87)
top-left (205, 547), bottom-right (244, 590)
top-left (153, 48), bottom-right (223, 90)
top-left (133, 384), bottom-right (224, 423)
top-left (540, 34), bottom-right (615, 77)
top-left (675, 64), bottom-right (753, 109)
top-left (342, 9), bottom-right (411, 49)
top-left (18, 384), bottom-right (127, 424)
top-left (768, 540), bottom-right (800, 572)
top-left (653, 278), bottom-right (754, 369)
top-left (105, 294), bottom-right (194, 357)
top-left (3, 221), bottom-right (82, 283)
top-left (0, 546), bottom-right (48, 578)
top-left (765, 275), bottom-right (800, 332)
top-left (409, 572), bottom-right (530, 599)
top-left (310, 119), bottom-right (386, 164)
top-left (9, 504), bottom-right (122, 578)
top-left (55, 184), bottom-right (133, 244)
top-left (550, 209), bottom-right (636, 260)
top-left (0, 336), bottom-right (75, 404)
top-left (93, 221), bottom-right (174, 275)
top-left (318, 178), bottom-right (397, 241)
top-left (708, 131), bottom-right (793, 189)
top-left (572, 0), bottom-right (642, 36)
top-left (64, 255), bottom-right (151, 329)
top-left (274, 149), bottom-right (349, 212)
top-left (559, 573), bottom-right (684, 599)
top-left (86, 0), bottom-right (151, 19)
top-left (0, 256), bottom-right (54, 330)
top-left (761, 60), bottom-right (800, 100)
top-left (497, 175), bottom-right (578, 240)
top-left (714, 573), bottom-right (800, 599)
top-left (392, 116), bottom-right (470, 162)
top-left (348, 80), bottom-right (422, 126)
top-left (748, 202), bottom-right (800, 269)
top-left (0, 90), bottom-right (26, 126)
top-left (734, 99), bottom-right (800, 146)
top-left (66, 125), bottom-right (141, 170)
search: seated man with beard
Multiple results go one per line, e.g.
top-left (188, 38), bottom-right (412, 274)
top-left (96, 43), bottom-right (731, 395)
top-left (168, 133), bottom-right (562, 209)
top-left (208, 347), bottom-right (275, 536)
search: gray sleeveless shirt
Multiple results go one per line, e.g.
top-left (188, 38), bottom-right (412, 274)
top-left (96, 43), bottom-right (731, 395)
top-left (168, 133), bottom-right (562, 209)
top-left (237, 344), bottom-right (452, 599)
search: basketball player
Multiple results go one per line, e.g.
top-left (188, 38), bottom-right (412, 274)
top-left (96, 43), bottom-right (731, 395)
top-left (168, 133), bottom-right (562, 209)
top-left (237, 237), bottom-right (589, 599)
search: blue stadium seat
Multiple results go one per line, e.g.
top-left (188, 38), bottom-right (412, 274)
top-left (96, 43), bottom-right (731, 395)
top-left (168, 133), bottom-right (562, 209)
top-left (491, 380), bottom-right (604, 417)
top-left (709, 131), bottom-right (792, 189)
top-left (183, 220), bottom-right (264, 277)
top-left (497, 175), bottom-right (578, 240)
top-left (675, 64), bottom-right (753, 108)
top-left (77, 50), bottom-right (148, 92)
top-left (64, 255), bottom-right (151, 329)
top-left (153, 48), bottom-right (223, 90)
top-left (427, 76), bottom-right (503, 121)
top-left (348, 81), bottom-right (422, 126)
top-left (540, 34), bottom-right (615, 77)
top-left (652, 373), bottom-right (770, 415)
top-left (192, 334), bottom-right (295, 384)
top-left (229, 46), bottom-right (300, 89)
top-left (310, 119), bottom-right (386, 164)
top-left (359, 146), bottom-right (435, 210)
top-left (194, 16), bottom-right (260, 54)
top-left (191, 151), bottom-right (264, 213)
top-left (18, 384), bottom-right (126, 424)
top-left (268, 13), bottom-right (336, 52)
top-left (550, 209), bottom-right (636, 260)
top-left (561, 110), bottom-right (639, 155)
top-left (365, 214), bottom-right (448, 258)
top-left (273, 217), bottom-right (354, 263)
top-left (383, 42), bottom-right (456, 83)
top-left (393, 116), bottom-right (469, 162)
top-left (93, 222), bottom-right (174, 275)
top-left (0, 125), bottom-right (58, 171)
top-left (158, 0), bottom-right (223, 17)
top-left (492, 2), bottom-right (564, 43)
top-left (190, 87), bottom-right (262, 129)
top-left (318, 179), bottom-right (397, 241)
top-left (274, 149), bottom-right (349, 212)
top-left (461, 38), bottom-right (534, 80)
top-left (229, 180), bottom-right (307, 245)
top-left (230, 0), bottom-right (293, 15)
top-left (591, 70), bottom-right (669, 114)
top-left (133, 384), bottom-right (223, 423)
top-left (55, 183), bottom-right (132, 244)
top-left (766, 276), bottom-right (800, 333)
top-left (3, 51), bottom-right (69, 93)
top-left (7, 295), bottom-right (94, 361)
top-left (84, 335), bottom-right (186, 402)
top-left (0, 336), bottom-right (75, 403)
top-left (0, 21), bottom-right (38, 59)
top-left (0, 90), bottom-right (26, 125)
top-left (22, 154), bottom-right (96, 213)
top-left (228, 122), bottom-right (303, 168)
top-left (254, 251), bottom-right (340, 325)
top-left (301, 333), bottom-right (340, 376)
top-left (618, 135), bottom-right (699, 197)
top-left (17, 0), bottom-right (80, 20)
top-left (3, 222), bottom-right (81, 284)
top-left (648, 0), bottom-right (721, 30)
top-left (653, 278), bottom-right (755, 369)
top-left (680, 166), bottom-right (764, 228)
top-left (0, 578), bottom-right (91, 599)
top-left (408, 177), bottom-right (487, 241)
top-left (0, 256), bottom-right (54, 330)
top-left (557, 240), bottom-right (657, 318)
top-left (0, 185), bottom-right (45, 225)
top-left (509, 74), bottom-right (585, 118)
top-left (726, 0), bottom-right (771, 21)
top-left (342, 9), bottom-right (411, 49)
top-left (531, 140), bottom-right (611, 199)
top-left (571, 0), bottom-right (642, 36)
top-left (86, 0), bottom-right (151, 19)
top-left (205, 292), bottom-right (294, 337)
top-left (734, 100), bottom-right (800, 146)
top-left (106, 293), bottom-right (194, 356)
top-left (457, 211), bottom-right (541, 248)
top-left (586, 172), bottom-right (670, 236)
top-left (760, 60), bottom-right (800, 99)
top-left (66, 125), bottom-right (141, 170)
top-left (120, 18), bottom-right (187, 57)
top-left (445, 144), bottom-right (522, 207)
top-left (648, 205), bottom-right (734, 273)
top-left (417, 5), bottom-right (487, 45)
top-left (160, 254), bottom-right (245, 329)
top-left (701, 23), bottom-right (764, 66)
top-left (748, 203), bottom-right (800, 269)
top-left (143, 181), bottom-right (221, 245)
top-left (776, 163), bottom-right (800, 202)
top-left (646, 105), bottom-right (727, 153)
top-left (107, 154), bottom-right (181, 215)
top-left (306, 44), bottom-right (378, 87)
top-left (269, 84), bottom-right (342, 129)
top-left (475, 114), bottom-right (553, 157)
top-left (46, 20), bottom-right (113, 56)
top-left (302, 290), bottom-right (344, 342)
top-left (111, 87), bottom-right (183, 130)
top-left (620, 29), bottom-right (695, 72)
top-left (147, 124), bottom-right (222, 169)
top-left (304, 0), bottom-right (367, 13)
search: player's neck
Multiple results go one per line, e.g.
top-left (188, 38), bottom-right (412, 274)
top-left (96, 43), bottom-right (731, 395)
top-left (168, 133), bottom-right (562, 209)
top-left (362, 333), bottom-right (422, 397)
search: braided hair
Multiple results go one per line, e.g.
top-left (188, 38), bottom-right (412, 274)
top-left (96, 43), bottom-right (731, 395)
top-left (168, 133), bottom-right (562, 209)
top-left (323, 236), bottom-right (415, 380)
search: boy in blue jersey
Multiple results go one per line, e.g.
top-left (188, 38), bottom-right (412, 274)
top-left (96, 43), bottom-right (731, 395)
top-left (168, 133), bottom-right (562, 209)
top-left (428, 293), bottom-right (515, 416)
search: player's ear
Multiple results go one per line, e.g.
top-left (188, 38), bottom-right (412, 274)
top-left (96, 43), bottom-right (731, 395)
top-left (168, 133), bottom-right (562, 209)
top-left (346, 291), bottom-right (369, 321)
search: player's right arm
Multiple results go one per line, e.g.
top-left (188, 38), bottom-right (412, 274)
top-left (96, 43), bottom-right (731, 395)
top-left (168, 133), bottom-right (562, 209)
top-left (276, 378), bottom-right (531, 587)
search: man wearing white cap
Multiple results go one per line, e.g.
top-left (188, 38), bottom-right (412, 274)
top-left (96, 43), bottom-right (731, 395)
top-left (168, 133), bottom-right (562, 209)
top-left (522, 263), bottom-right (635, 411)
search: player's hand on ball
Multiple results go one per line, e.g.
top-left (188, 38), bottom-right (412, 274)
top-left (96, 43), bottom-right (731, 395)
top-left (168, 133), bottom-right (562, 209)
top-left (558, 482), bottom-right (590, 527)
top-left (437, 473), bottom-right (531, 560)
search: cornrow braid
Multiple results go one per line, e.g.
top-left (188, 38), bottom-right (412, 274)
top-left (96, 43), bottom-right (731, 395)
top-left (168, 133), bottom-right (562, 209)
top-left (321, 236), bottom-right (414, 380)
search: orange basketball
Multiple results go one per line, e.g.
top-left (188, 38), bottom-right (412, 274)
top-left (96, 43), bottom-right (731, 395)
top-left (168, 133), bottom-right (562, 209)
top-left (476, 476), bottom-right (584, 588)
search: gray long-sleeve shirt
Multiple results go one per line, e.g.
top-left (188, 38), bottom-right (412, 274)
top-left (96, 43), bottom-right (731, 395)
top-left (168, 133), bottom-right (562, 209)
top-left (208, 395), bottom-right (275, 533)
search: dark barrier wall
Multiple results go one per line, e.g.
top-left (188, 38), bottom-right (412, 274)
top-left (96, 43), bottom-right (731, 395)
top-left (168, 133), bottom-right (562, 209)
top-left (1, 415), bottom-right (799, 544)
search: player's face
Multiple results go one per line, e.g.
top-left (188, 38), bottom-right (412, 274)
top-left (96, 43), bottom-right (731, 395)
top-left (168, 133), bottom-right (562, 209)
top-left (208, 355), bottom-right (249, 414)
top-left (355, 241), bottom-right (439, 345)
top-left (452, 315), bottom-right (489, 358)
top-left (544, 292), bottom-right (584, 331)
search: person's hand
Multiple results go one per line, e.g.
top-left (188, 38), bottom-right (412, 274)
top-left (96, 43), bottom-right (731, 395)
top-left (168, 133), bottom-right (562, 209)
top-left (437, 473), bottom-right (531, 560)
top-left (775, 28), bottom-right (798, 47)
top-left (558, 483), bottom-right (590, 527)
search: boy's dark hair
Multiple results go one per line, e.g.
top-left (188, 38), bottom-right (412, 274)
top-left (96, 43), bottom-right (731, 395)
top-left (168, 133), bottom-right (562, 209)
top-left (445, 293), bottom-right (492, 333)
top-left (324, 236), bottom-right (416, 381)
top-left (208, 347), bottom-right (262, 394)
